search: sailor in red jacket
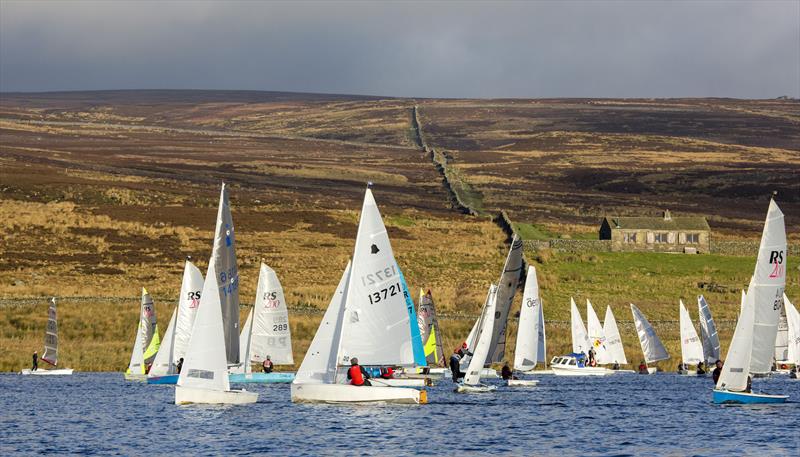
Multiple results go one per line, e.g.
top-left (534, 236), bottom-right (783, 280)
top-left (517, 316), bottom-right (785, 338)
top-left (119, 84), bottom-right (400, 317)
top-left (347, 358), bottom-right (372, 386)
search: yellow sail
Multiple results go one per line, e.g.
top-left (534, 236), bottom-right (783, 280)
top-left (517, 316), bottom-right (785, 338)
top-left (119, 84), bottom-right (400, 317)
top-left (143, 324), bottom-right (161, 364)
top-left (423, 326), bottom-right (438, 362)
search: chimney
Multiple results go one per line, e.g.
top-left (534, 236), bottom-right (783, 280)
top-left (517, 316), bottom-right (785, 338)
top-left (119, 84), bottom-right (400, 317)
top-left (663, 210), bottom-right (671, 221)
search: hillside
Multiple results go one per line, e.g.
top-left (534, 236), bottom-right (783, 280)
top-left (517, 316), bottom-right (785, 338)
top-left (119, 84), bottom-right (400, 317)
top-left (1, 90), bottom-right (798, 372)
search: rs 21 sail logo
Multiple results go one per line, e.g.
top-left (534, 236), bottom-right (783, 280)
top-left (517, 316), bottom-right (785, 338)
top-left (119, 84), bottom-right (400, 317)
top-left (768, 250), bottom-right (784, 278)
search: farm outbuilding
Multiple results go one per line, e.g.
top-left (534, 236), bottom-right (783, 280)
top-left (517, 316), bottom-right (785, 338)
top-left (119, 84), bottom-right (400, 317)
top-left (599, 210), bottom-right (710, 253)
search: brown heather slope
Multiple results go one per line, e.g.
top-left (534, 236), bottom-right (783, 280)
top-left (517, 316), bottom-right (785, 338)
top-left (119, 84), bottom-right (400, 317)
top-left (0, 91), bottom-right (798, 372)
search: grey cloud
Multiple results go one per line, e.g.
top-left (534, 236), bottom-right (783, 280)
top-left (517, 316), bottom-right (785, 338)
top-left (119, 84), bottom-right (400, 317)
top-left (1, 0), bottom-right (797, 98)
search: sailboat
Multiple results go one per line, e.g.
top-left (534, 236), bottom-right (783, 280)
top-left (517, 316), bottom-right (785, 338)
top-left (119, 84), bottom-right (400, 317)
top-left (509, 265), bottom-right (544, 387)
top-left (603, 305), bottom-right (629, 370)
top-left (697, 295), bottom-right (721, 366)
top-left (417, 289), bottom-right (446, 374)
top-left (290, 187), bottom-right (425, 404)
top-left (175, 183), bottom-right (256, 405)
top-left (774, 300), bottom-right (790, 370)
top-left (21, 298), bottom-right (73, 376)
top-left (125, 288), bottom-right (160, 381)
top-left (552, 297), bottom-right (613, 376)
top-left (631, 304), bottom-right (669, 374)
top-left (147, 258), bottom-right (204, 385)
top-left (457, 285), bottom-right (499, 393)
top-left (586, 299), bottom-right (610, 364)
top-left (713, 198), bottom-right (788, 404)
top-left (229, 263), bottom-right (295, 384)
top-left (455, 236), bottom-right (523, 380)
top-left (678, 300), bottom-right (705, 375)
top-left (784, 294), bottom-right (799, 379)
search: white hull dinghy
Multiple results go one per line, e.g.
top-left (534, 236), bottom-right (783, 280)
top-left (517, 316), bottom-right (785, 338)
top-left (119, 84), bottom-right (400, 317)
top-left (291, 188), bottom-right (426, 404)
top-left (457, 284), bottom-right (499, 394)
top-left (21, 298), bottom-right (73, 376)
top-left (175, 184), bottom-right (257, 406)
top-left (713, 198), bottom-right (789, 405)
top-left (508, 266), bottom-right (546, 387)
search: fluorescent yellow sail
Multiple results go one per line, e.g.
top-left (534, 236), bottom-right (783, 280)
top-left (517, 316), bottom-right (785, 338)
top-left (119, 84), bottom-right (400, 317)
top-left (143, 324), bottom-right (161, 363)
top-left (423, 327), bottom-right (438, 362)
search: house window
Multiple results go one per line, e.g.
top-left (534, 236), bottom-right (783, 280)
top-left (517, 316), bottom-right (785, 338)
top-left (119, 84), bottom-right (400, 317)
top-left (686, 233), bottom-right (699, 244)
top-left (654, 233), bottom-right (669, 243)
top-left (623, 232), bottom-right (637, 243)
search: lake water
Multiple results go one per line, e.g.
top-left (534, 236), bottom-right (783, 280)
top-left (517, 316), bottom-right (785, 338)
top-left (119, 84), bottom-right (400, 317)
top-left (1, 372), bottom-right (798, 456)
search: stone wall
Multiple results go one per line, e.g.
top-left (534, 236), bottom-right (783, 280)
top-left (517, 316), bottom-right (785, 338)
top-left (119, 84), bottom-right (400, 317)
top-left (524, 239), bottom-right (612, 253)
top-left (711, 240), bottom-right (800, 256)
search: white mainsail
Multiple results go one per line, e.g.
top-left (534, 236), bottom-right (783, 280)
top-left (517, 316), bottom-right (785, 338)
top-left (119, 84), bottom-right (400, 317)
top-left (177, 262), bottom-right (231, 393)
top-left (249, 264), bottom-right (294, 365)
top-left (631, 304), bottom-right (669, 364)
top-left (464, 285), bottom-right (498, 386)
top-left (149, 308), bottom-right (178, 376)
top-left (487, 235), bottom-right (524, 364)
top-left (514, 266), bottom-right (542, 372)
top-left (294, 261), bottom-right (351, 385)
top-left (586, 299), bottom-right (610, 364)
top-left (784, 294), bottom-right (800, 365)
top-left (570, 297), bottom-right (590, 354)
top-left (748, 199), bottom-right (786, 374)
top-left (716, 289), bottom-right (756, 392)
top-left (210, 183), bottom-right (241, 366)
top-left (775, 304), bottom-right (790, 363)
top-left (679, 300), bottom-right (704, 366)
top-left (41, 298), bottom-right (59, 366)
top-left (602, 306), bottom-right (627, 365)
top-left (461, 285), bottom-right (496, 371)
top-left (337, 188), bottom-right (414, 366)
top-left (174, 259), bottom-right (204, 362)
top-left (697, 295), bottom-right (721, 364)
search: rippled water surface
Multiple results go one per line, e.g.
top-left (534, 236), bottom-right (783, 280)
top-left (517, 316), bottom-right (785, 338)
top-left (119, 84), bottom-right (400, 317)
top-left (2, 372), bottom-right (798, 456)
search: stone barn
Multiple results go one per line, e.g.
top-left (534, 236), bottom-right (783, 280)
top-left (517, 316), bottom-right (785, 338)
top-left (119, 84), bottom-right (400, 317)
top-left (599, 210), bottom-right (710, 253)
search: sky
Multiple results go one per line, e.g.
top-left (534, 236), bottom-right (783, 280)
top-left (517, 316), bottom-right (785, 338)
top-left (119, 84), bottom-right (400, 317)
top-left (1, 0), bottom-right (798, 98)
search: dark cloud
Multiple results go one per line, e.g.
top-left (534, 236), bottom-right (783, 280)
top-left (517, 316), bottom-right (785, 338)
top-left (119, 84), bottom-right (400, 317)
top-left (1, 0), bottom-right (798, 98)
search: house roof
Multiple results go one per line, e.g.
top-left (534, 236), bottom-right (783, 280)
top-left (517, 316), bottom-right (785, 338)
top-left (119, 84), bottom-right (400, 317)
top-left (603, 216), bottom-right (710, 231)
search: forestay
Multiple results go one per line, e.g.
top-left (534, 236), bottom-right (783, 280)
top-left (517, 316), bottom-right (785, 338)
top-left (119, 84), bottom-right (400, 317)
top-left (570, 297), bottom-right (590, 354)
top-left (748, 199), bottom-right (786, 374)
top-left (487, 234), bottom-right (523, 364)
top-left (177, 262), bottom-right (231, 393)
top-left (602, 306), bottom-right (627, 365)
top-left (464, 285), bottom-right (498, 386)
top-left (631, 304), bottom-right (669, 364)
top-left (41, 298), bottom-right (59, 366)
top-left (679, 300), bottom-right (704, 366)
top-left (294, 261), bottom-right (351, 385)
top-left (514, 266), bottom-right (543, 372)
top-left (586, 300), bottom-right (610, 364)
top-left (784, 294), bottom-right (800, 365)
top-left (174, 260), bottom-right (204, 362)
top-left (338, 189), bottom-right (414, 366)
top-left (697, 295), bottom-right (720, 364)
top-left (250, 264), bottom-right (294, 365)
top-left (716, 289), bottom-right (756, 392)
top-left (149, 308), bottom-right (178, 376)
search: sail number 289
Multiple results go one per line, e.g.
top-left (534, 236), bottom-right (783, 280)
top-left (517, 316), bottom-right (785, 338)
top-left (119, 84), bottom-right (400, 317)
top-left (367, 282), bottom-right (402, 305)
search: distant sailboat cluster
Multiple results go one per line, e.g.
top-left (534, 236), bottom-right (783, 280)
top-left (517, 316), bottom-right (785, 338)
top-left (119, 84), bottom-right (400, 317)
top-left (20, 186), bottom-right (797, 407)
